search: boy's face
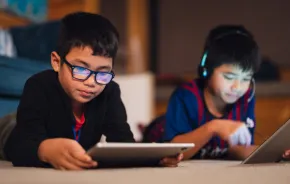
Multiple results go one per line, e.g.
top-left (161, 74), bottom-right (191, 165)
top-left (208, 64), bottom-right (253, 104)
top-left (51, 46), bottom-right (113, 104)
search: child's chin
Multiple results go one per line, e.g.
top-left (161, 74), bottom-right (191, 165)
top-left (74, 96), bottom-right (94, 104)
top-left (223, 97), bottom-right (238, 104)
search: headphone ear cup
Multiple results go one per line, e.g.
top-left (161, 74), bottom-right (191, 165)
top-left (198, 66), bottom-right (208, 78)
top-left (202, 68), bottom-right (207, 77)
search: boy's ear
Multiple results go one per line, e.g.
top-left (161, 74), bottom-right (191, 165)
top-left (51, 51), bottom-right (61, 72)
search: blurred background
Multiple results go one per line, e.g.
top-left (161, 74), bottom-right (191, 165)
top-left (0, 0), bottom-right (289, 143)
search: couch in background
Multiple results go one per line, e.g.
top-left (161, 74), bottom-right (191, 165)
top-left (0, 21), bottom-right (60, 117)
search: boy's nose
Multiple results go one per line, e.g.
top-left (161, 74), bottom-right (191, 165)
top-left (231, 80), bottom-right (241, 91)
top-left (83, 74), bottom-right (96, 87)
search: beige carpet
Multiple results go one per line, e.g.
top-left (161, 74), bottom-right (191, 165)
top-left (0, 160), bottom-right (289, 184)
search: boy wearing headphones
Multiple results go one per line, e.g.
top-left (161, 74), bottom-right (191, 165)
top-left (163, 25), bottom-right (261, 160)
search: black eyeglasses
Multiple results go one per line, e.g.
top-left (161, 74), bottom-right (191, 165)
top-left (62, 59), bottom-right (115, 85)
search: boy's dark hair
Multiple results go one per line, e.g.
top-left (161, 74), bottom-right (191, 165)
top-left (198, 25), bottom-right (261, 79)
top-left (56, 12), bottom-right (119, 61)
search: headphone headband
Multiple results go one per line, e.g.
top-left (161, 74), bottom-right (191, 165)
top-left (212, 30), bottom-right (249, 42)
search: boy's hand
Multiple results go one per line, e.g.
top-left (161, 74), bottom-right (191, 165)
top-left (38, 138), bottom-right (97, 170)
top-left (209, 119), bottom-right (252, 146)
top-left (283, 149), bottom-right (290, 159)
top-left (159, 153), bottom-right (183, 167)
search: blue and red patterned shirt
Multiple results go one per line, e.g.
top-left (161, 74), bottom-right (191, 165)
top-left (143, 78), bottom-right (256, 159)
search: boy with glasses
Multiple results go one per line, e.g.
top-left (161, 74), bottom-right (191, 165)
top-left (2, 12), bottom-right (182, 170)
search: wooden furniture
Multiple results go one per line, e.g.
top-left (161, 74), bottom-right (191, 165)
top-left (280, 67), bottom-right (290, 81)
top-left (0, 0), bottom-right (101, 28)
top-left (126, 0), bottom-right (149, 74)
top-left (0, 11), bottom-right (30, 28)
top-left (255, 96), bottom-right (290, 144)
top-left (48, 0), bottom-right (101, 20)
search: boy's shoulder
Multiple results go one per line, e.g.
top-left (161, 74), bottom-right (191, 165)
top-left (172, 78), bottom-right (203, 99)
top-left (26, 69), bottom-right (57, 85)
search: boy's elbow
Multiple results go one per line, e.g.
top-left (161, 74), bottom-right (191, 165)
top-left (3, 143), bottom-right (26, 167)
top-left (3, 139), bottom-right (48, 168)
top-left (9, 154), bottom-right (50, 168)
top-left (3, 138), bottom-right (14, 162)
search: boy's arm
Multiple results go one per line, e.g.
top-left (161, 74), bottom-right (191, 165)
top-left (227, 145), bottom-right (258, 160)
top-left (164, 89), bottom-right (215, 160)
top-left (228, 93), bottom-right (257, 160)
top-left (171, 123), bottom-right (215, 160)
top-left (4, 77), bottom-right (49, 167)
top-left (103, 83), bottom-right (135, 143)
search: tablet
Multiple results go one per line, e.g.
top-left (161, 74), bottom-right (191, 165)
top-left (87, 142), bottom-right (194, 167)
top-left (242, 119), bottom-right (290, 164)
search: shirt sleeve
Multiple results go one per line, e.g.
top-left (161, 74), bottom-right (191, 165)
top-left (246, 94), bottom-right (256, 145)
top-left (163, 88), bottom-right (199, 142)
top-left (103, 83), bottom-right (135, 143)
top-left (4, 77), bottom-right (49, 167)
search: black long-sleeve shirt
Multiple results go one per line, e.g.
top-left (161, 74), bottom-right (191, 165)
top-left (4, 70), bottom-right (135, 167)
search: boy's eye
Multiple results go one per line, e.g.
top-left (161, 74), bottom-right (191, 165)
top-left (223, 75), bottom-right (234, 80)
top-left (243, 78), bottom-right (252, 82)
